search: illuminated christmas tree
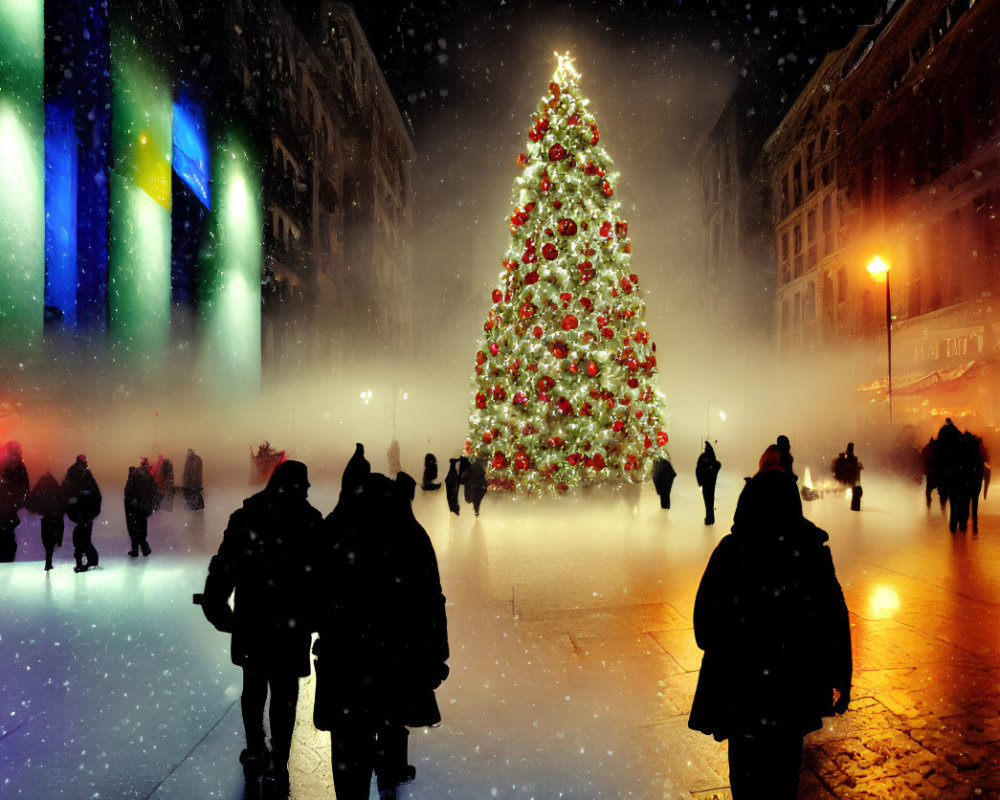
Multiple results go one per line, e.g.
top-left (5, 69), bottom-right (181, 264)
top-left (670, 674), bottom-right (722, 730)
top-left (467, 52), bottom-right (669, 495)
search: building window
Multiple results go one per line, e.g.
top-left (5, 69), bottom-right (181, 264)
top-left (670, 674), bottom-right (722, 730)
top-left (793, 224), bottom-right (803, 278)
top-left (780, 231), bottom-right (790, 284)
top-left (793, 160), bottom-right (803, 207)
top-left (822, 194), bottom-right (834, 255)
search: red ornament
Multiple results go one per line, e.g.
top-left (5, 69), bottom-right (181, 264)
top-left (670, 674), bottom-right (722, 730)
top-left (492, 289), bottom-right (502, 303)
top-left (483, 431), bottom-right (493, 444)
top-left (602, 327), bottom-right (614, 339)
top-left (538, 375), bottom-right (556, 392)
top-left (475, 392), bottom-right (487, 409)
top-left (577, 261), bottom-right (594, 282)
top-left (630, 273), bottom-right (639, 284)
top-left (547, 436), bottom-right (565, 448)
top-left (517, 153), bottom-right (529, 167)
top-left (557, 218), bottom-right (577, 236)
top-left (492, 384), bottom-right (506, 401)
top-left (476, 350), bottom-right (486, 365)
top-left (587, 361), bottom-right (598, 376)
top-left (589, 453), bottom-right (606, 471)
top-left (625, 455), bottom-right (638, 471)
top-left (584, 162), bottom-right (599, 176)
top-left (550, 342), bottom-right (568, 359)
top-left (657, 431), bottom-right (669, 446)
top-left (621, 277), bottom-right (633, 294)
top-left (525, 270), bottom-right (539, 284)
top-left (560, 292), bottom-right (573, 303)
top-left (567, 113), bottom-right (579, 126)
top-left (600, 221), bottom-right (612, 238)
top-left (614, 221), bottom-right (628, 238)
top-left (540, 174), bottom-right (552, 192)
top-left (612, 420), bottom-right (625, 433)
top-left (548, 143), bottom-right (566, 161)
top-left (513, 391), bottom-right (527, 406)
top-left (532, 325), bottom-right (543, 338)
top-left (601, 181), bottom-right (613, 197)
top-left (567, 452), bottom-right (583, 466)
top-left (514, 452), bottom-right (530, 471)
top-left (561, 315), bottom-right (578, 331)
top-left (553, 200), bottom-right (562, 209)
top-left (644, 436), bottom-right (652, 449)
top-left (542, 243), bottom-right (559, 260)
top-left (557, 397), bottom-right (573, 416)
top-left (492, 451), bottom-right (507, 469)
top-left (489, 343), bottom-right (500, 356)
top-left (520, 303), bottom-right (535, 320)
top-left (568, 362), bottom-right (578, 374)
top-left (549, 81), bottom-right (561, 96)
top-left (579, 402), bottom-right (593, 416)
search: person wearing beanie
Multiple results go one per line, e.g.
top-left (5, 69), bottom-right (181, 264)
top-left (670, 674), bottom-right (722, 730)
top-left (688, 443), bottom-right (852, 799)
top-left (197, 459), bottom-right (322, 798)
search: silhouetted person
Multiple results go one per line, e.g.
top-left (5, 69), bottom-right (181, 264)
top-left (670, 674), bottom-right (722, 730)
top-left (832, 442), bottom-right (863, 511)
top-left (460, 456), bottom-right (488, 517)
top-left (689, 445), bottom-right (852, 799)
top-left (0, 440), bottom-right (30, 562)
top-left (696, 442), bottom-right (721, 525)
top-left (776, 434), bottom-right (797, 482)
top-left (420, 453), bottom-right (441, 491)
top-left (61, 455), bottom-right (101, 572)
top-left (445, 457), bottom-right (461, 515)
top-left (124, 464), bottom-right (158, 557)
top-left (314, 449), bottom-right (449, 800)
top-left (182, 448), bottom-right (204, 510)
top-left (197, 459), bottom-right (322, 797)
top-left (651, 458), bottom-right (676, 509)
top-left (945, 431), bottom-right (988, 535)
top-left (921, 437), bottom-right (940, 509)
top-left (26, 471), bottom-right (65, 571)
top-left (158, 457), bottom-right (175, 511)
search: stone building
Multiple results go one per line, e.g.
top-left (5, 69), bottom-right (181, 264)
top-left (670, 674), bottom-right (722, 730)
top-left (763, 0), bottom-right (999, 427)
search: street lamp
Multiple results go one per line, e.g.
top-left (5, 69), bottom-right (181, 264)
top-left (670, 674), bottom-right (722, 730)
top-left (867, 255), bottom-right (892, 423)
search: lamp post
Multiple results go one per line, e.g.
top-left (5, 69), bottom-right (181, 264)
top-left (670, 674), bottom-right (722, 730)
top-left (867, 255), bottom-right (892, 423)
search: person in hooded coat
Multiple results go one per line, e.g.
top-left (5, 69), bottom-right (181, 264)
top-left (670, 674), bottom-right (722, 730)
top-left (695, 441), bottom-right (721, 525)
top-left (444, 457), bottom-right (461, 515)
top-left (182, 448), bottom-right (205, 510)
top-left (459, 456), bottom-right (488, 517)
top-left (61, 454), bottom-right (102, 572)
top-left (314, 445), bottom-right (449, 800)
top-left (420, 453), bottom-right (441, 491)
top-left (651, 458), bottom-right (677, 509)
top-left (0, 440), bottom-right (30, 562)
top-left (26, 471), bottom-right (66, 571)
top-left (197, 459), bottom-right (322, 796)
top-left (688, 445), bottom-right (852, 799)
top-left (124, 464), bottom-right (159, 557)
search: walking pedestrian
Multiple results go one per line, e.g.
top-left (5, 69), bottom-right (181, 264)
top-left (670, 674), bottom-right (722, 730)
top-left (651, 458), bottom-right (676, 509)
top-left (124, 463), bottom-right (158, 557)
top-left (61, 455), bottom-right (102, 572)
top-left (26, 471), bottom-right (66, 571)
top-left (695, 441), bottom-right (721, 525)
top-left (196, 459), bottom-right (322, 798)
top-left (182, 448), bottom-right (204, 511)
top-left (0, 440), bottom-right (30, 562)
top-left (689, 444), bottom-right (852, 799)
top-left (459, 456), bottom-right (488, 517)
top-left (420, 453), bottom-right (442, 491)
top-left (832, 442), bottom-right (863, 511)
top-left (444, 457), bottom-right (461, 516)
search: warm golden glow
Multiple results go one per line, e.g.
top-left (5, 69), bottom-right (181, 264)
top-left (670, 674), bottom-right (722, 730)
top-left (868, 584), bottom-right (901, 619)
top-left (867, 255), bottom-right (890, 276)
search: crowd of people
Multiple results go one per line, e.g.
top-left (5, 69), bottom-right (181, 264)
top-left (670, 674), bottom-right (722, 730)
top-left (922, 417), bottom-right (991, 534)
top-left (0, 443), bottom-right (204, 570)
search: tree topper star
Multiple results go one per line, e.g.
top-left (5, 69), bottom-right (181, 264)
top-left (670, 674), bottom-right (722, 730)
top-left (554, 51), bottom-right (580, 80)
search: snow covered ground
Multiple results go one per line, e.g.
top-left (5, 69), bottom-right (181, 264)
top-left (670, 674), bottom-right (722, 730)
top-left (0, 467), bottom-right (969, 799)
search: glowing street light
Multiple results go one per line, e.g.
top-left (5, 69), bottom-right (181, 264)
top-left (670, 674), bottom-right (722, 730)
top-left (867, 255), bottom-right (892, 423)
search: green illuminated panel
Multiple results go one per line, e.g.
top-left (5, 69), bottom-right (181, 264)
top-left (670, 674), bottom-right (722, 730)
top-left (201, 134), bottom-right (261, 393)
top-left (108, 25), bottom-right (172, 360)
top-left (0, 0), bottom-right (44, 349)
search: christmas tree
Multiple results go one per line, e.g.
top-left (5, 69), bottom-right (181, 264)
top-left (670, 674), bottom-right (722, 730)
top-left (467, 52), bottom-right (669, 495)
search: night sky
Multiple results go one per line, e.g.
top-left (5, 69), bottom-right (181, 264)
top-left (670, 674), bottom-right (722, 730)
top-left (351, 0), bottom-right (879, 141)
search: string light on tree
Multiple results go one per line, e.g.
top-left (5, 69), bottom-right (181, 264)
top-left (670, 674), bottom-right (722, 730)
top-left (466, 52), bottom-right (669, 495)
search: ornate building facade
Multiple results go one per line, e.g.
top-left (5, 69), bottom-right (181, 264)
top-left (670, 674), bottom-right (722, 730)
top-left (763, 0), bottom-right (999, 427)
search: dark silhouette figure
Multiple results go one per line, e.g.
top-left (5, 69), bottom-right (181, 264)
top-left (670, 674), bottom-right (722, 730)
top-left (61, 455), bottom-right (101, 572)
top-left (444, 457), bottom-right (461, 515)
top-left (651, 458), bottom-right (677, 509)
top-left (689, 445), bottom-right (852, 799)
top-left (124, 464), bottom-right (158, 557)
top-left (0, 440), bottom-right (30, 562)
top-left (26, 471), bottom-right (66, 571)
top-left (775, 434), bottom-right (797, 482)
top-left (459, 456), bottom-right (488, 517)
top-left (420, 453), bottom-right (441, 491)
top-left (158, 457), bottom-right (175, 511)
top-left (944, 431), bottom-right (989, 534)
top-left (314, 448), bottom-right (449, 800)
top-left (182, 448), bottom-right (204, 510)
top-left (197, 460), bottom-right (322, 797)
top-left (695, 442), bottom-right (721, 525)
top-left (832, 442), bottom-right (863, 511)
top-left (921, 437), bottom-right (941, 509)
top-left (932, 418), bottom-right (961, 508)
